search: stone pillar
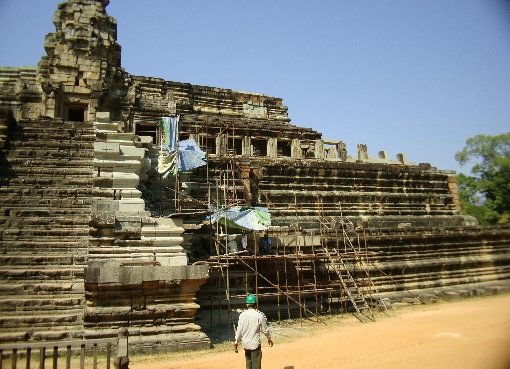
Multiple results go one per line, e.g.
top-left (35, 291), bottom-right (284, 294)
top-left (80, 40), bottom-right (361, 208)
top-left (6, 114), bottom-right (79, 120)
top-left (114, 328), bottom-right (129, 369)
top-left (357, 144), bottom-right (368, 161)
top-left (337, 141), bottom-right (347, 161)
top-left (242, 136), bottom-right (251, 157)
top-left (396, 153), bottom-right (408, 164)
top-left (314, 140), bottom-right (324, 159)
top-left (216, 134), bottom-right (227, 157)
top-left (447, 175), bottom-right (461, 212)
top-left (325, 146), bottom-right (337, 159)
top-left (267, 137), bottom-right (277, 158)
top-left (239, 158), bottom-right (252, 205)
top-left (291, 139), bottom-right (302, 159)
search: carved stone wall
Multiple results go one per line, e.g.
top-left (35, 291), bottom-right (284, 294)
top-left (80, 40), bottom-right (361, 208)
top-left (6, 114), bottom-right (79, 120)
top-left (85, 261), bottom-right (209, 351)
top-left (0, 67), bottom-right (43, 121)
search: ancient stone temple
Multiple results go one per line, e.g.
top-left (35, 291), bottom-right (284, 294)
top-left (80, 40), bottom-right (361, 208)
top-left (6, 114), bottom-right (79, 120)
top-left (1, 0), bottom-right (509, 351)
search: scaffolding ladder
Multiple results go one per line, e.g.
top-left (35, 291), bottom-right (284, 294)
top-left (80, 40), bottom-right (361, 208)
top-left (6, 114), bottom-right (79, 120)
top-left (316, 213), bottom-right (374, 322)
top-left (317, 196), bottom-right (384, 322)
top-left (337, 215), bottom-right (390, 314)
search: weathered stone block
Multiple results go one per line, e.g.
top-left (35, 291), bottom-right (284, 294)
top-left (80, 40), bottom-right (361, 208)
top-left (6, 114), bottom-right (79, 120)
top-left (91, 212), bottom-right (115, 227)
top-left (95, 112), bottom-right (110, 123)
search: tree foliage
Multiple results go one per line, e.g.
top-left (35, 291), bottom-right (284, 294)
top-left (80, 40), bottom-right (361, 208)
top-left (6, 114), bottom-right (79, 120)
top-left (455, 133), bottom-right (510, 225)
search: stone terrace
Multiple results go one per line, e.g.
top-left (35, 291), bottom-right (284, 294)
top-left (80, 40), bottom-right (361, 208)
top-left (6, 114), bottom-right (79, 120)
top-left (0, 118), bottom-right (95, 342)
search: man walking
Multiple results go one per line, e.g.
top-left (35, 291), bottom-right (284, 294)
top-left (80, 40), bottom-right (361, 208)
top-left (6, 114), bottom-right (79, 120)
top-left (234, 294), bottom-right (273, 369)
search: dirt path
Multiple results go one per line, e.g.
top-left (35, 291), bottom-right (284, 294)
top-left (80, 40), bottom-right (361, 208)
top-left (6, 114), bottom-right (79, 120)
top-left (130, 294), bottom-right (510, 369)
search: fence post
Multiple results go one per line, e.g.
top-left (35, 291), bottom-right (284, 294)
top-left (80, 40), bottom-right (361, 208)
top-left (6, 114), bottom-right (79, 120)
top-left (114, 328), bottom-right (129, 369)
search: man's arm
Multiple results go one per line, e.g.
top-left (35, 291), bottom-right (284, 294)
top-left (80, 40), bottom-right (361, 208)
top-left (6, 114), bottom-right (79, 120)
top-left (234, 314), bottom-right (244, 350)
top-left (259, 312), bottom-right (273, 347)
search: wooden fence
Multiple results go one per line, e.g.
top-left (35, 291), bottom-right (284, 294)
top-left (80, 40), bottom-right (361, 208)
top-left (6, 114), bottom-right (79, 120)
top-left (0, 328), bottom-right (129, 369)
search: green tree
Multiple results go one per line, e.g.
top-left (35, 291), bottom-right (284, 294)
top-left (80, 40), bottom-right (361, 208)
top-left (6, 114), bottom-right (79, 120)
top-left (455, 133), bottom-right (510, 225)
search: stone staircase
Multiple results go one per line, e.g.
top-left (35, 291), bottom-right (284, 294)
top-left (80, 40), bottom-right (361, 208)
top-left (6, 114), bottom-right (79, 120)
top-left (89, 112), bottom-right (188, 266)
top-left (85, 113), bottom-right (210, 351)
top-left (0, 118), bottom-right (95, 342)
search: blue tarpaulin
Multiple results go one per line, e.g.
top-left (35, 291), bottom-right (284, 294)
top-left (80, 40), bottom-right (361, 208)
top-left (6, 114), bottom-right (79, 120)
top-left (207, 207), bottom-right (271, 231)
top-left (158, 136), bottom-right (207, 177)
top-left (178, 138), bottom-right (207, 171)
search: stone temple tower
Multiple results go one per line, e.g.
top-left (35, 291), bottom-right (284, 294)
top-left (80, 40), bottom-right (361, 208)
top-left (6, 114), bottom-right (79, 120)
top-left (37, 0), bottom-right (124, 122)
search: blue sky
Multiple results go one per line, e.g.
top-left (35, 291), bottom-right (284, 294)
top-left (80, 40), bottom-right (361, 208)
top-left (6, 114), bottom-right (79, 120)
top-left (1, 0), bottom-right (509, 174)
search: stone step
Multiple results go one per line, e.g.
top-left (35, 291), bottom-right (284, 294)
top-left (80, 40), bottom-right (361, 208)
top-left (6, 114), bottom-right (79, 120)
top-left (95, 132), bottom-right (138, 144)
top-left (93, 158), bottom-right (142, 169)
top-left (88, 246), bottom-right (184, 255)
top-left (2, 194), bottom-right (93, 204)
top-left (6, 136), bottom-right (97, 147)
top-left (0, 254), bottom-right (87, 266)
top-left (0, 281), bottom-right (85, 295)
top-left (1, 227), bottom-right (89, 239)
top-left (0, 328), bottom-right (86, 343)
top-left (9, 131), bottom-right (94, 142)
top-left (4, 157), bottom-right (94, 167)
top-left (0, 186), bottom-right (103, 197)
top-left (0, 321), bottom-right (85, 341)
top-left (9, 128), bottom-right (96, 139)
top-left (94, 122), bottom-right (122, 132)
top-left (1, 205), bottom-right (91, 214)
top-left (4, 128), bottom-right (94, 140)
top-left (5, 140), bottom-right (95, 151)
top-left (260, 192), bottom-right (452, 204)
top-left (141, 225), bottom-right (184, 237)
top-left (0, 296), bottom-right (84, 312)
top-left (260, 177), bottom-right (451, 189)
top-left (0, 240), bottom-right (87, 250)
top-left (0, 227), bottom-right (89, 240)
top-left (16, 119), bottom-right (92, 129)
top-left (376, 272), bottom-right (510, 297)
top-left (0, 217), bottom-right (90, 228)
top-left (4, 176), bottom-right (93, 187)
top-left (4, 137), bottom-right (93, 147)
top-left (3, 148), bottom-right (95, 159)
top-left (2, 169), bottom-right (93, 180)
top-left (2, 139), bottom-right (94, 149)
top-left (89, 237), bottom-right (152, 246)
top-left (0, 266), bottom-right (85, 279)
top-left (2, 190), bottom-right (94, 203)
top-left (15, 123), bottom-right (95, 132)
top-left (1, 158), bottom-right (91, 170)
top-left (1, 208), bottom-right (91, 217)
top-left (271, 207), bottom-right (455, 218)
top-left (0, 311), bottom-right (84, 329)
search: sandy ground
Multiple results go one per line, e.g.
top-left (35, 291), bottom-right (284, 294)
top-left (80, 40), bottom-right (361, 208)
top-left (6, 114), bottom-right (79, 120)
top-left (130, 294), bottom-right (510, 369)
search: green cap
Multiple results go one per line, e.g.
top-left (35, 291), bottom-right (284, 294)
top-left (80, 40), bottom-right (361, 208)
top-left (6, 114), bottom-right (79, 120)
top-left (246, 294), bottom-right (257, 304)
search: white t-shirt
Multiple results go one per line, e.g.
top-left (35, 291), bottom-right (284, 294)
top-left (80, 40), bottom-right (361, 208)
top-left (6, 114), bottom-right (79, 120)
top-left (235, 308), bottom-right (271, 350)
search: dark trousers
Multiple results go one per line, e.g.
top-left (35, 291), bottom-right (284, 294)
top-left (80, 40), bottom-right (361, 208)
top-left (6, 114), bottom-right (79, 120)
top-left (244, 345), bottom-right (262, 369)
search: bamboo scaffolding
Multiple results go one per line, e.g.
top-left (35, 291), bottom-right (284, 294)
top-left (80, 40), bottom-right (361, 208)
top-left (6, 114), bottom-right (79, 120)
top-left (181, 124), bottom-right (394, 330)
